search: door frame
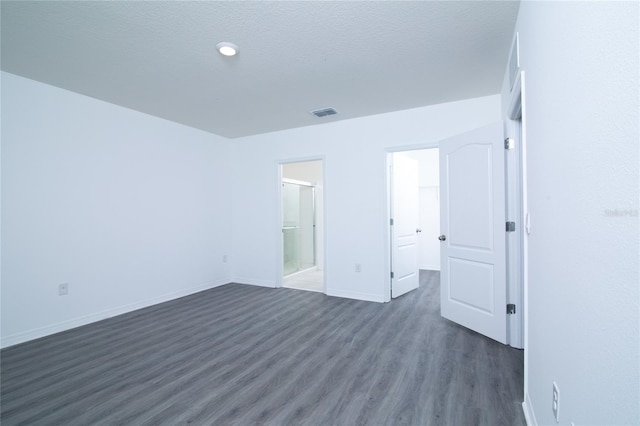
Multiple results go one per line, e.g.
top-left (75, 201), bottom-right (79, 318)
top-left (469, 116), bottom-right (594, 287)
top-left (383, 117), bottom-right (527, 347)
top-left (506, 69), bottom-right (530, 402)
top-left (384, 144), bottom-right (438, 303)
top-left (505, 70), bottom-right (528, 350)
top-left (505, 70), bottom-right (527, 350)
top-left (276, 156), bottom-right (326, 292)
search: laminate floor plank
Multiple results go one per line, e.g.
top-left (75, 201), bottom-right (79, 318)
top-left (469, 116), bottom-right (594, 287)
top-left (2, 287), bottom-right (303, 424)
top-left (1, 272), bottom-right (525, 425)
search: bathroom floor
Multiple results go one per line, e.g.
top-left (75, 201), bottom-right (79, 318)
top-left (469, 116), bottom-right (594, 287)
top-left (283, 268), bottom-right (324, 293)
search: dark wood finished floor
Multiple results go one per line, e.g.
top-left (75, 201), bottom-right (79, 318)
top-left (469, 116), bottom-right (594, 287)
top-left (1, 271), bottom-right (525, 425)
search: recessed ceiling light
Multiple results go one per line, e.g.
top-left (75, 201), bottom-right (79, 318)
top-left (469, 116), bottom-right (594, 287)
top-left (216, 42), bottom-right (238, 57)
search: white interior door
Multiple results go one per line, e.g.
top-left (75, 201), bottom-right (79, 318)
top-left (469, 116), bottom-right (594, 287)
top-left (391, 153), bottom-right (420, 298)
top-left (439, 122), bottom-right (507, 344)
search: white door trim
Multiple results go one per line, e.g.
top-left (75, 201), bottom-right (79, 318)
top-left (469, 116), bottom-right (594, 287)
top-left (507, 70), bottom-right (530, 409)
top-left (505, 70), bottom-right (526, 350)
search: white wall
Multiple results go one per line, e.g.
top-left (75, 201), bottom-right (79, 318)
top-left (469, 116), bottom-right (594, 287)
top-left (231, 95), bottom-right (501, 302)
top-left (405, 148), bottom-right (440, 188)
top-left (1, 72), bottom-right (232, 348)
top-left (501, 2), bottom-right (639, 425)
top-left (282, 161), bottom-right (323, 185)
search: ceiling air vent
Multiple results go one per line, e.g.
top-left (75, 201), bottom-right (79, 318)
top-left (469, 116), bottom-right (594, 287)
top-left (310, 107), bottom-right (338, 118)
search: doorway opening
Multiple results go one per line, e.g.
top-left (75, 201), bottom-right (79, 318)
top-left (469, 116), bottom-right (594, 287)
top-left (388, 148), bottom-right (440, 299)
top-left (386, 123), bottom-right (514, 346)
top-left (280, 160), bottom-right (324, 293)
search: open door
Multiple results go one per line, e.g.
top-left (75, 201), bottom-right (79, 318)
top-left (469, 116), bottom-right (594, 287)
top-left (439, 122), bottom-right (507, 344)
top-left (391, 153), bottom-right (420, 298)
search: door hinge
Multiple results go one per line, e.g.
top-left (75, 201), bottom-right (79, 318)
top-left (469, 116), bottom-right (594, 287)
top-left (507, 303), bottom-right (516, 314)
top-left (505, 137), bottom-right (515, 150)
top-left (390, 271), bottom-right (394, 279)
top-left (390, 218), bottom-right (394, 226)
top-left (506, 221), bottom-right (516, 232)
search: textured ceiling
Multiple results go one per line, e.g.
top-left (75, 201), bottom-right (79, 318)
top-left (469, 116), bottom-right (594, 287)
top-left (1, 1), bottom-right (520, 139)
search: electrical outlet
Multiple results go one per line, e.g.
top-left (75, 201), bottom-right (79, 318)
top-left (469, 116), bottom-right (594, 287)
top-left (355, 263), bottom-right (361, 273)
top-left (552, 382), bottom-right (560, 423)
top-left (58, 283), bottom-right (69, 296)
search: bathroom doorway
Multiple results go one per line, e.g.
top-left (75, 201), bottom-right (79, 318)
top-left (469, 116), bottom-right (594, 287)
top-left (280, 160), bottom-right (324, 293)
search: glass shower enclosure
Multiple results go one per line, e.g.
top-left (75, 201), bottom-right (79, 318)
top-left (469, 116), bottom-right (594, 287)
top-left (282, 179), bottom-right (316, 276)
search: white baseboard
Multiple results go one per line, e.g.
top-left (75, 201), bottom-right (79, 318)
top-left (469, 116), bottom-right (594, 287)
top-left (283, 266), bottom-right (318, 279)
top-left (522, 391), bottom-right (537, 426)
top-left (0, 278), bottom-right (229, 349)
top-left (232, 278), bottom-right (277, 288)
top-left (419, 264), bottom-right (440, 271)
top-left (325, 288), bottom-right (385, 303)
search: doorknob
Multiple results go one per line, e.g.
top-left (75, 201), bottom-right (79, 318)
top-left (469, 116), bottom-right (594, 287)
top-left (438, 235), bottom-right (446, 241)
top-left (416, 228), bottom-right (422, 233)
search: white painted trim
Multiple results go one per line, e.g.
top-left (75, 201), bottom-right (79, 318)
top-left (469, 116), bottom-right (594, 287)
top-left (325, 288), bottom-right (385, 303)
top-left (508, 32), bottom-right (521, 93)
top-left (505, 68), bottom-right (526, 350)
top-left (509, 72), bottom-right (523, 120)
top-left (0, 278), bottom-right (230, 349)
top-left (384, 153), bottom-right (393, 302)
top-left (282, 177), bottom-right (314, 187)
top-left (386, 141), bottom-right (442, 154)
top-left (419, 264), bottom-right (440, 271)
top-left (276, 160), bottom-right (285, 288)
top-left (522, 391), bottom-right (538, 426)
top-left (320, 158), bottom-right (328, 297)
top-left (520, 71), bottom-right (531, 407)
top-left (233, 278), bottom-right (277, 288)
top-left (284, 266), bottom-right (318, 279)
